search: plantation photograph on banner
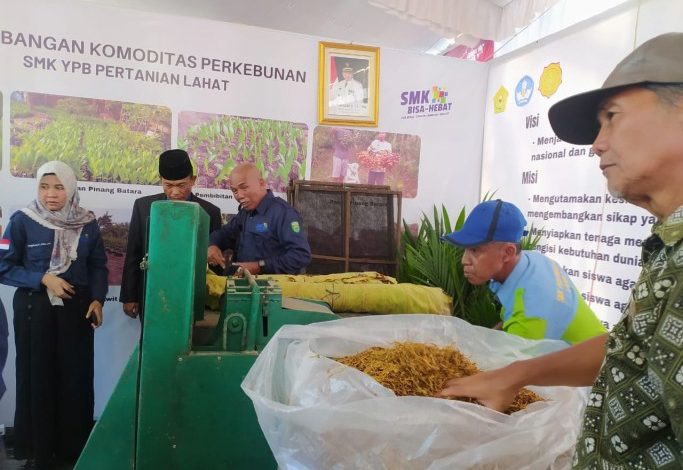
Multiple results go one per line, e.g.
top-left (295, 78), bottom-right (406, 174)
top-left (178, 111), bottom-right (308, 193)
top-left (10, 92), bottom-right (171, 184)
top-left (318, 42), bottom-right (379, 126)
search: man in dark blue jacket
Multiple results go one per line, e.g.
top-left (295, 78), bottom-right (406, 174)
top-left (207, 163), bottom-right (311, 275)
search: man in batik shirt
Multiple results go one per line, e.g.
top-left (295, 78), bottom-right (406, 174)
top-left (438, 33), bottom-right (683, 468)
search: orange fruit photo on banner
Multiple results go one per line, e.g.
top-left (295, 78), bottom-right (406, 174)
top-left (310, 127), bottom-right (421, 198)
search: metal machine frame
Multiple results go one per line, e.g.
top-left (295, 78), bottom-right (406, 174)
top-left (76, 201), bottom-right (337, 469)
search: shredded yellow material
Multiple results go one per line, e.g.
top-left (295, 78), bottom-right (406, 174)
top-left (206, 270), bottom-right (453, 315)
top-left (337, 342), bottom-right (543, 414)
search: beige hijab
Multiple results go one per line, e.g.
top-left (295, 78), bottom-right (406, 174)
top-left (21, 161), bottom-right (95, 305)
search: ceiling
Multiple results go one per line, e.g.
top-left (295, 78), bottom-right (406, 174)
top-left (80, 0), bottom-right (554, 56)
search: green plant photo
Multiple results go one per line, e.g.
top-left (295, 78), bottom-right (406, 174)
top-left (9, 92), bottom-right (171, 184)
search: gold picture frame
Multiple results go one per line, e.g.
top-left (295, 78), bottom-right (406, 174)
top-left (318, 42), bottom-right (379, 127)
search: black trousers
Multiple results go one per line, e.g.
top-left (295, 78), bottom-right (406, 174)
top-left (13, 287), bottom-right (94, 468)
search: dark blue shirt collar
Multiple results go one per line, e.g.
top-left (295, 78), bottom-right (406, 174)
top-left (253, 190), bottom-right (275, 215)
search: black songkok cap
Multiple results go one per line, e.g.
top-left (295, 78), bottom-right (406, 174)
top-left (159, 149), bottom-right (193, 180)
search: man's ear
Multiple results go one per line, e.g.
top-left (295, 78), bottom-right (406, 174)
top-left (502, 243), bottom-right (518, 261)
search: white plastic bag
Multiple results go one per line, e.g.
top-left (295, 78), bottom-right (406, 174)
top-left (242, 314), bottom-right (588, 470)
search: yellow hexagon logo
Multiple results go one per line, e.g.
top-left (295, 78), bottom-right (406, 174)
top-left (493, 86), bottom-right (509, 114)
top-left (539, 62), bottom-right (563, 98)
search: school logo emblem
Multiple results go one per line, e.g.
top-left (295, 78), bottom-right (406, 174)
top-left (515, 75), bottom-right (534, 106)
top-left (291, 221), bottom-right (300, 233)
top-left (539, 62), bottom-right (563, 98)
top-left (399, 85), bottom-right (453, 119)
top-left (493, 86), bottom-right (509, 114)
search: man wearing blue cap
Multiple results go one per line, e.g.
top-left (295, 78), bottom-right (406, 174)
top-left (443, 199), bottom-right (605, 344)
top-left (440, 33), bottom-right (683, 468)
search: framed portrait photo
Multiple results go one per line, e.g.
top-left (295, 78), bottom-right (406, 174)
top-left (319, 42), bottom-right (379, 127)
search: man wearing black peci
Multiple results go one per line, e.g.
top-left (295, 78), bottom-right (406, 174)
top-left (120, 149), bottom-right (221, 319)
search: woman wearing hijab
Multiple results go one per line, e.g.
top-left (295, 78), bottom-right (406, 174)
top-left (0, 161), bottom-right (108, 469)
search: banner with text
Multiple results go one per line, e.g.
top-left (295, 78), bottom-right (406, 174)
top-left (0, 0), bottom-right (488, 424)
top-left (481, 8), bottom-right (651, 328)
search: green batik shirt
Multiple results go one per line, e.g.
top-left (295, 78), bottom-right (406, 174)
top-left (573, 205), bottom-right (683, 469)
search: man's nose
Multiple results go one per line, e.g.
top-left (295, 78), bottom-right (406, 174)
top-left (592, 126), bottom-right (608, 157)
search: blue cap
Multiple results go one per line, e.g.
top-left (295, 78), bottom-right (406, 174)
top-left (442, 200), bottom-right (527, 248)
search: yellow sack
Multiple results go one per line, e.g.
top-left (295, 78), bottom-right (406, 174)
top-left (258, 272), bottom-right (397, 285)
top-left (272, 282), bottom-right (451, 315)
top-left (207, 270), bottom-right (228, 298)
top-left (206, 270), bottom-right (452, 315)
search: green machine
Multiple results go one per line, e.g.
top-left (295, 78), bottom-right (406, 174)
top-left (76, 201), bottom-right (338, 469)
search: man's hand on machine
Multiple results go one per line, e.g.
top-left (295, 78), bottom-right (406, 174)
top-left (207, 245), bottom-right (226, 269)
top-left (232, 261), bottom-right (261, 276)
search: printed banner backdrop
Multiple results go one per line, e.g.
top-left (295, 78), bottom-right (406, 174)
top-left (481, 3), bottom-right (678, 329)
top-left (0, 0), bottom-right (487, 424)
top-left (310, 127), bottom-right (421, 196)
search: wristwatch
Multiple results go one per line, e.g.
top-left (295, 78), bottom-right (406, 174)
top-left (258, 260), bottom-right (266, 268)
